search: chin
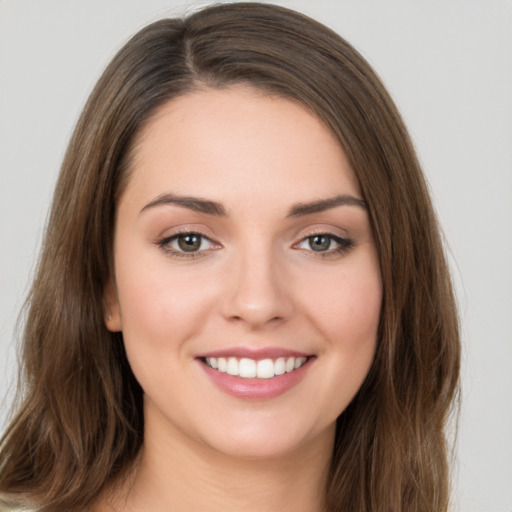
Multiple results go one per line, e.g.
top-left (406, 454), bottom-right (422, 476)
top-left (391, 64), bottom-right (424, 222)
top-left (197, 413), bottom-right (335, 462)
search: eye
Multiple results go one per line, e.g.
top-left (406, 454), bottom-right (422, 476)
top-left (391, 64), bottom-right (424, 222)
top-left (175, 233), bottom-right (205, 252)
top-left (304, 234), bottom-right (333, 252)
top-left (158, 232), bottom-right (218, 257)
top-left (296, 233), bottom-right (353, 255)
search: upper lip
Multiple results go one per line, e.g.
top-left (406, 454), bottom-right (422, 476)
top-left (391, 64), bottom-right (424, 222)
top-left (196, 346), bottom-right (312, 360)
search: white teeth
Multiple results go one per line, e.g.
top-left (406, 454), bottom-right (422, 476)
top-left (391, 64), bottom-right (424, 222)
top-left (294, 357), bottom-right (306, 369)
top-left (274, 357), bottom-right (285, 376)
top-left (226, 357), bottom-right (239, 376)
top-left (285, 357), bottom-right (295, 373)
top-left (239, 358), bottom-right (257, 378)
top-left (257, 359), bottom-right (274, 379)
top-left (217, 357), bottom-right (227, 372)
top-left (205, 355), bottom-right (308, 378)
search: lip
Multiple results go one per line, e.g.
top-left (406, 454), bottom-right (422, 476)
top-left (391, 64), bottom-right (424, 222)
top-left (196, 346), bottom-right (310, 360)
top-left (196, 349), bottom-right (315, 400)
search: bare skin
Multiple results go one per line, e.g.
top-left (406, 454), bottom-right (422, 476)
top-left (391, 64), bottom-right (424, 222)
top-left (96, 86), bottom-right (381, 512)
top-left (95, 402), bottom-right (333, 512)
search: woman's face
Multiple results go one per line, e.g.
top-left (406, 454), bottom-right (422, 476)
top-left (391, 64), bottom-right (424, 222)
top-left (107, 86), bottom-right (382, 459)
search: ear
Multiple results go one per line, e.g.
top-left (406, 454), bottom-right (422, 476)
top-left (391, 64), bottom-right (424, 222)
top-left (104, 280), bottom-right (122, 332)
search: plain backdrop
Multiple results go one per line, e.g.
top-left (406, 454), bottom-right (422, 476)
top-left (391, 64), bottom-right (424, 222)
top-left (0, 1), bottom-right (511, 511)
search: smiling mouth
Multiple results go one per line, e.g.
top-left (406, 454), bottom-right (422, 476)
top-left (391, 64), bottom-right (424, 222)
top-left (203, 356), bottom-right (309, 379)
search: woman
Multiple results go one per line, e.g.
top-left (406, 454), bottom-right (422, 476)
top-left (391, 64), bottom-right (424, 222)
top-left (0, 3), bottom-right (460, 511)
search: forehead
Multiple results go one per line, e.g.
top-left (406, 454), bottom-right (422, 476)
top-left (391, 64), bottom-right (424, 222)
top-left (123, 85), bottom-right (361, 209)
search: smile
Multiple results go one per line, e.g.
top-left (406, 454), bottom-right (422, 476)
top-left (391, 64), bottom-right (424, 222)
top-left (198, 350), bottom-right (314, 399)
top-left (204, 356), bottom-right (308, 379)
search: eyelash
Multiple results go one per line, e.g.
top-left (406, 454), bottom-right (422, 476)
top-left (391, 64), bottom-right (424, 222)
top-left (157, 231), bottom-right (354, 259)
top-left (295, 233), bottom-right (354, 258)
top-left (157, 231), bottom-right (218, 259)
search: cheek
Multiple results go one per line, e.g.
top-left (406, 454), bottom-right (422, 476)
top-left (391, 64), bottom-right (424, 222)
top-left (320, 280), bottom-right (380, 380)
top-left (114, 253), bottom-right (217, 356)
top-left (114, 260), bottom-right (221, 398)
top-left (303, 259), bottom-right (381, 415)
top-left (299, 255), bottom-right (382, 348)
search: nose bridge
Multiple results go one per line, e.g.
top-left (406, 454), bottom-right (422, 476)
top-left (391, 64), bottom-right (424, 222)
top-left (222, 237), bottom-right (291, 327)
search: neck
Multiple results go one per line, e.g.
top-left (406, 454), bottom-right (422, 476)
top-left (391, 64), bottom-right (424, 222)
top-left (96, 402), bottom-right (334, 512)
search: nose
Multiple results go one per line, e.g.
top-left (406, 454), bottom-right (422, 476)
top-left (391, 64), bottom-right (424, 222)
top-left (221, 245), bottom-right (293, 329)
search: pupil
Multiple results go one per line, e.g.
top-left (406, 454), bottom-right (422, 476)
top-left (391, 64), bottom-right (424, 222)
top-left (178, 234), bottom-right (201, 252)
top-left (310, 235), bottom-right (330, 251)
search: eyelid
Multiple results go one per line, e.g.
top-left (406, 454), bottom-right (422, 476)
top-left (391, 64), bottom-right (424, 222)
top-left (154, 221), bottom-right (219, 241)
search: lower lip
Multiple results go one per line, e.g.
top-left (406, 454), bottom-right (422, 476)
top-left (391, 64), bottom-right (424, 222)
top-left (198, 358), bottom-right (314, 400)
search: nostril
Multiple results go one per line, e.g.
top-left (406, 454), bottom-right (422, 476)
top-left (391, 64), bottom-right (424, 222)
top-left (228, 313), bottom-right (284, 325)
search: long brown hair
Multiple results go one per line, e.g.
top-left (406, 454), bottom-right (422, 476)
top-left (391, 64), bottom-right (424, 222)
top-left (0, 3), bottom-right (460, 511)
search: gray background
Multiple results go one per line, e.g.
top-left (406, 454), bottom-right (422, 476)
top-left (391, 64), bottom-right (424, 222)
top-left (1, 1), bottom-right (511, 511)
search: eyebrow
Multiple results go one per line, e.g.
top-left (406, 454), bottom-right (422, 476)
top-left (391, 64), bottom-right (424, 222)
top-left (140, 193), bottom-right (228, 216)
top-left (286, 194), bottom-right (366, 217)
top-left (140, 193), bottom-right (366, 217)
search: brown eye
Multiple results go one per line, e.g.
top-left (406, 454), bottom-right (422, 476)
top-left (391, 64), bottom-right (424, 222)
top-left (158, 232), bottom-right (218, 257)
top-left (177, 234), bottom-right (202, 252)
